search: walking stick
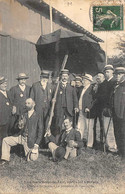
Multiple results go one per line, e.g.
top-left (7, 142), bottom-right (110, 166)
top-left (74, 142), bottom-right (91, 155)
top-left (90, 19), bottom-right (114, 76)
top-left (103, 116), bottom-right (112, 153)
top-left (74, 109), bottom-right (77, 129)
top-left (44, 54), bottom-right (68, 137)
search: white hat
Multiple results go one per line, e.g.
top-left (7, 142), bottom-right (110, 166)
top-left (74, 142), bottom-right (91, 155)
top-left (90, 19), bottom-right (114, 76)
top-left (82, 74), bottom-right (93, 82)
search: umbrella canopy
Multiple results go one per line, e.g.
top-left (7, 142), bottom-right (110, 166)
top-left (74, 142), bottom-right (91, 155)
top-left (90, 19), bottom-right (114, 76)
top-left (36, 29), bottom-right (105, 76)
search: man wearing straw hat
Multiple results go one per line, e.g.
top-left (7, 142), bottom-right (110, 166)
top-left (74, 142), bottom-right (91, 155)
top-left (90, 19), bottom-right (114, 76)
top-left (77, 73), bottom-right (96, 150)
top-left (0, 76), bottom-right (12, 155)
top-left (9, 73), bottom-right (30, 135)
top-left (53, 69), bottom-right (79, 135)
top-left (103, 65), bottom-right (117, 153)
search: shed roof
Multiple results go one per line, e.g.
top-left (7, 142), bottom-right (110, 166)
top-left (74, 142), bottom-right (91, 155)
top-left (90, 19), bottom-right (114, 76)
top-left (16, 0), bottom-right (104, 43)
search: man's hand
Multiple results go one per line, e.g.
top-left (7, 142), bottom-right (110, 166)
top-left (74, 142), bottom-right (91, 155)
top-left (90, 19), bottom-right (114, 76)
top-left (32, 144), bottom-right (39, 153)
top-left (12, 106), bottom-right (16, 115)
top-left (68, 140), bottom-right (78, 148)
top-left (85, 108), bottom-right (90, 113)
top-left (74, 108), bottom-right (79, 113)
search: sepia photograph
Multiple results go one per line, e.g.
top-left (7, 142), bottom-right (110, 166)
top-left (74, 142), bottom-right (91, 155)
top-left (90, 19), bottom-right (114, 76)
top-left (0, 0), bottom-right (125, 193)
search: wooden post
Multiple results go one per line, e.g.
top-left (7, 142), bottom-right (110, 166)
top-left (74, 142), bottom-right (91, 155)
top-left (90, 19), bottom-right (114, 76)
top-left (49, 0), bottom-right (53, 33)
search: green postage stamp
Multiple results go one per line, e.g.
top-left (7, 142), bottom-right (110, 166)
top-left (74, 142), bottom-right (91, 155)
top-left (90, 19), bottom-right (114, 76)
top-left (93, 5), bottom-right (123, 31)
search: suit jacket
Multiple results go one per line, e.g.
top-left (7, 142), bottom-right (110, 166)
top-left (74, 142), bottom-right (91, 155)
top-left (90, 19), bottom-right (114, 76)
top-left (82, 84), bottom-right (97, 119)
top-left (46, 128), bottom-right (83, 154)
top-left (113, 79), bottom-right (125, 120)
top-left (9, 85), bottom-right (30, 115)
top-left (30, 82), bottom-right (53, 115)
top-left (21, 111), bottom-right (43, 149)
top-left (55, 83), bottom-right (78, 116)
top-left (103, 77), bottom-right (116, 109)
top-left (0, 91), bottom-right (12, 125)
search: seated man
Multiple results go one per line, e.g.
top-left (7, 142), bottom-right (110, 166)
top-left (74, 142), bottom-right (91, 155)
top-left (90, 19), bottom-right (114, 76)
top-left (0, 98), bottom-right (43, 165)
top-left (46, 117), bottom-right (83, 161)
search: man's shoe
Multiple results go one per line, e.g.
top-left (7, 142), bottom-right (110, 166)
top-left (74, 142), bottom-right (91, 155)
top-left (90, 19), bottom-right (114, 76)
top-left (0, 159), bottom-right (9, 165)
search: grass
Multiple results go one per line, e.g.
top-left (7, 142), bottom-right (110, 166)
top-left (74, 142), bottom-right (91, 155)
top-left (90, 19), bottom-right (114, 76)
top-left (0, 147), bottom-right (125, 194)
top-left (0, 118), bottom-right (125, 194)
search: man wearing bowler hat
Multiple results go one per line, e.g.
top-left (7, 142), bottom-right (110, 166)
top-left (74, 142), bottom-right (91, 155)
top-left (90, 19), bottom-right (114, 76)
top-left (30, 70), bottom-right (53, 146)
top-left (53, 69), bottom-right (79, 135)
top-left (9, 73), bottom-right (30, 134)
top-left (112, 67), bottom-right (125, 160)
top-left (0, 76), bottom-right (12, 155)
top-left (103, 65), bottom-right (117, 153)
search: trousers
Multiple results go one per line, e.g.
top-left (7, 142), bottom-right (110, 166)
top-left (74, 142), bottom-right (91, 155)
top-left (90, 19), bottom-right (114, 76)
top-left (103, 116), bottom-right (117, 151)
top-left (1, 135), bottom-right (38, 161)
top-left (48, 142), bottom-right (77, 160)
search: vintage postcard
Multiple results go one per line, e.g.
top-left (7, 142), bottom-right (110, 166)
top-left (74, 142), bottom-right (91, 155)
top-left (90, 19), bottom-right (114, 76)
top-left (0, 0), bottom-right (125, 194)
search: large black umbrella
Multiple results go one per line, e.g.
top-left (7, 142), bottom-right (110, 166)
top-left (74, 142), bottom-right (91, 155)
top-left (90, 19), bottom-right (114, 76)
top-left (36, 29), bottom-right (105, 76)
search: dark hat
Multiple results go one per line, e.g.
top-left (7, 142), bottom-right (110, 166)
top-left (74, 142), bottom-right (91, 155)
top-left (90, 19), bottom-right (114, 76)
top-left (60, 69), bottom-right (69, 75)
top-left (40, 70), bottom-right (50, 78)
top-left (103, 65), bottom-right (114, 72)
top-left (0, 76), bottom-right (7, 85)
top-left (114, 67), bottom-right (125, 74)
top-left (16, 73), bottom-right (29, 80)
top-left (75, 76), bottom-right (82, 82)
top-left (55, 146), bottom-right (66, 161)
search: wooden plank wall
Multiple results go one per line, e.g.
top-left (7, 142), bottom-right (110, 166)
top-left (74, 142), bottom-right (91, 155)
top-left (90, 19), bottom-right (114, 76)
top-left (0, 34), bottom-right (41, 89)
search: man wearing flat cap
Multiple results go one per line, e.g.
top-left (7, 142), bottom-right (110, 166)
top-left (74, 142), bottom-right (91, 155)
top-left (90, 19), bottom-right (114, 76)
top-left (102, 65), bottom-right (117, 153)
top-left (30, 70), bottom-right (53, 146)
top-left (77, 74), bottom-right (96, 150)
top-left (9, 73), bottom-right (30, 134)
top-left (53, 69), bottom-right (79, 136)
top-left (112, 67), bottom-right (125, 159)
top-left (0, 76), bottom-right (12, 155)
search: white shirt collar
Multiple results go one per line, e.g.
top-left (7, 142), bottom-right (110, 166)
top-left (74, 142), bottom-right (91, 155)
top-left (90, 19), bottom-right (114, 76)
top-left (19, 84), bottom-right (26, 91)
top-left (0, 90), bottom-right (7, 98)
top-left (28, 109), bottom-right (34, 118)
top-left (66, 127), bottom-right (72, 134)
top-left (107, 76), bottom-right (113, 82)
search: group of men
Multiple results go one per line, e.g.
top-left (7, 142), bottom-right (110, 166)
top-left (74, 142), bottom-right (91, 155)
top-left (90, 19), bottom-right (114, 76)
top-left (0, 64), bottom-right (125, 165)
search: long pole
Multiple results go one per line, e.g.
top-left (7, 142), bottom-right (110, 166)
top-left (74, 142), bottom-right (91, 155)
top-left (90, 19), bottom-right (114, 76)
top-left (44, 54), bottom-right (68, 137)
top-left (49, 0), bottom-right (53, 33)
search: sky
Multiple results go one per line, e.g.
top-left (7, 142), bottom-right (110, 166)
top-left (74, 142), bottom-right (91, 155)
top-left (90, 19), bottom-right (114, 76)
top-left (45, 0), bottom-right (125, 57)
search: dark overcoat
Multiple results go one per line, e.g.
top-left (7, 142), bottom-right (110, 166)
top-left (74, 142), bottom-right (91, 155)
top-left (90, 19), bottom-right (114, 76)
top-left (0, 91), bottom-right (12, 126)
top-left (9, 85), bottom-right (30, 115)
top-left (30, 82), bottom-right (53, 116)
top-left (82, 84), bottom-right (97, 119)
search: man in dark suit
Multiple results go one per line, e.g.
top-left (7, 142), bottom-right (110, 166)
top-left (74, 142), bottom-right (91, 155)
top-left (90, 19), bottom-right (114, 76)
top-left (77, 74), bottom-right (96, 149)
top-left (9, 73), bottom-right (30, 115)
top-left (93, 72), bottom-right (105, 144)
top-left (9, 73), bottom-right (30, 135)
top-left (30, 70), bottom-right (53, 145)
top-left (53, 69), bottom-right (79, 135)
top-left (0, 98), bottom-right (43, 165)
top-left (112, 67), bottom-right (125, 160)
top-left (0, 76), bottom-right (12, 155)
top-left (103, 65), bottom-right (117, 153)
top-left (46, 117), bottom-right (83, 161)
